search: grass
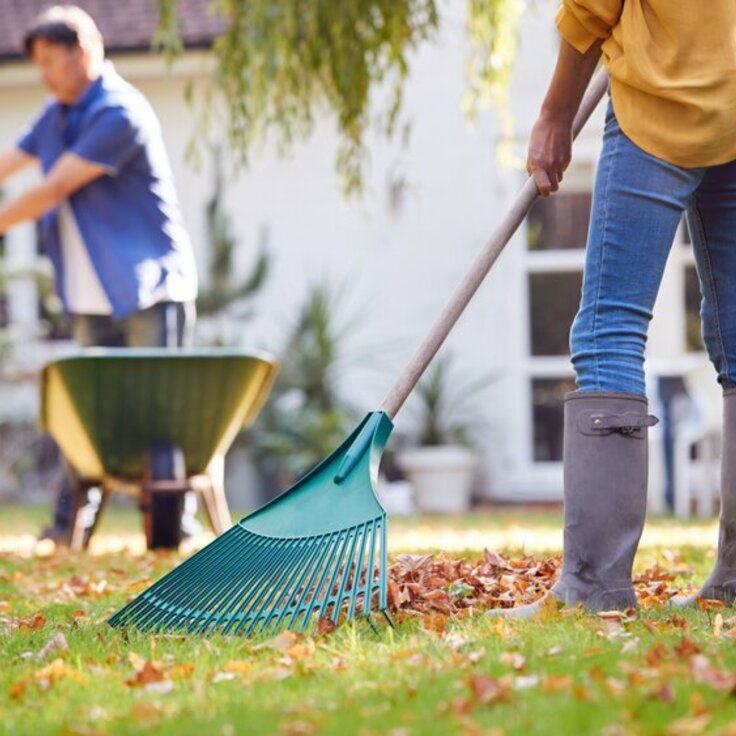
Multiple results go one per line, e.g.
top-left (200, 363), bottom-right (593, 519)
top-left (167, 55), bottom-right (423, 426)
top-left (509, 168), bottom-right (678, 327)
top-left (1, 504), bottom-right (735, 736)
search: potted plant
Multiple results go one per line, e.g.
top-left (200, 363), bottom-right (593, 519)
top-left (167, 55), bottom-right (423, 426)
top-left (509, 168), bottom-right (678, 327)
top-left (396, 355), bottom-right (489, 514)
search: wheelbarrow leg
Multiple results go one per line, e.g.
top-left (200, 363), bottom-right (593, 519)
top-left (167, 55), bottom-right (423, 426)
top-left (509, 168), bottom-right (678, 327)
top-left (201, 454), bottom-right (232, 535)
top-left (75, 488), bottom-right (112, 550)
top-left (68, 473), bottom-right (103, 552)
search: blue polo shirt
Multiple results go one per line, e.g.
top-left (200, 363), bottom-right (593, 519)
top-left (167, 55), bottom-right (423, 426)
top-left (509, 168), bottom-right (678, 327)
top-left (16, 62), bottom-right (198, 319)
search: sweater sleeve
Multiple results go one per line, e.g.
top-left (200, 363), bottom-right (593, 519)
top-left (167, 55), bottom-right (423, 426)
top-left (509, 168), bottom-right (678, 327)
top-left (555, 0), bottom-right (624, 54)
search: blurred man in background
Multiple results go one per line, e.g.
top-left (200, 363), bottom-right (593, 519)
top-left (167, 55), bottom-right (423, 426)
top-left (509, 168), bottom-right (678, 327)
top-left (0, 5), bottom-right (199, 544)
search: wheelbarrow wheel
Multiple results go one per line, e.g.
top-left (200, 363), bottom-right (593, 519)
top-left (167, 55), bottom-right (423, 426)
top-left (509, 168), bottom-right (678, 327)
top-left (146, 442), bottom-right (185, 550)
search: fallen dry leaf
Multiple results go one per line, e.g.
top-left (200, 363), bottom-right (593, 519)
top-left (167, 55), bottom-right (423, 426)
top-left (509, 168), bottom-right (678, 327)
top-left (35, 658), bottom-right (88, 688)
top-left (166, 663), bottom-right (195, 680)
top-left (673, 637), bottom-right (700, 659)
top-left (125, 660), bottom-right (166, 688)
top-left (500, 652), bottom-right (526, 671)
top-left (714, 613), bottom-right (724, 638)
top-left (468, 673), bottom-right (511, 705)
top-left (37, 632), bottom-right (69, 660)
top-left (689, 654), bottom-right (736, 692)
top-left (316, 617), bottom-right (336, 636)
top-left (650, 683), bottom-right (675, 703)
top-left (665, 714), bottom-right (711, 736)
top-left (9, 678), bottom-right (27, 700)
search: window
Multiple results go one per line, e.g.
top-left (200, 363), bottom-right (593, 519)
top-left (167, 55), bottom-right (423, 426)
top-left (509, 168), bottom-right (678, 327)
top-left (528, 271), bottom-right (583, 356)
top-left (524, 171), bottom-right (591, 467)
top-left (532, 378), bottom-right (577, 461)
top-left (527, 191), bottom-right (592, 251)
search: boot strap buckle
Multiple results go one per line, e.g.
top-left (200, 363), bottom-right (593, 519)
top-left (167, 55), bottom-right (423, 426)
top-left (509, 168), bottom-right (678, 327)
top-left (580, 411), bottom-right (658, 438)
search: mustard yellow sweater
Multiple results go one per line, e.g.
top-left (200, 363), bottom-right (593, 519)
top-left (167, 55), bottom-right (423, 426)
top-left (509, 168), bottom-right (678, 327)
top-left (557, 0), bottom-right (736, 167)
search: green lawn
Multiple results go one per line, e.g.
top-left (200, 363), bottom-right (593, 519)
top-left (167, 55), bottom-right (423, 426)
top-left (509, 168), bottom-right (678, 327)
top-left (1, 505), bottom-right (735, 736)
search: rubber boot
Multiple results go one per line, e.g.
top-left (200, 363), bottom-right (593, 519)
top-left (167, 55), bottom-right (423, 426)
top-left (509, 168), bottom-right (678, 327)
top-left (672, 388), bottom-right (736, 605)
top-left (489, 392), bottom-right (657, 618)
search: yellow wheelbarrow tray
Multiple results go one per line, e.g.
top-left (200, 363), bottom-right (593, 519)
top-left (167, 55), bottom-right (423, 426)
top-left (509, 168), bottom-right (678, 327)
top-left (40, 347), bottom-right (279, 550)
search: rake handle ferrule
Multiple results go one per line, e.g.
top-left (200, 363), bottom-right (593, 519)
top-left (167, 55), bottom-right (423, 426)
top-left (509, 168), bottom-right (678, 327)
top-left (334, 412), bottom-right (382, 483)
top-left (379, 68), bottom-right (610, 420)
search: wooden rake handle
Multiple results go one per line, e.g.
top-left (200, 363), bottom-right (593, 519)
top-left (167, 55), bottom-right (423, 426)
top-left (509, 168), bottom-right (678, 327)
top-left (379, 68), bottom-right (610, 420)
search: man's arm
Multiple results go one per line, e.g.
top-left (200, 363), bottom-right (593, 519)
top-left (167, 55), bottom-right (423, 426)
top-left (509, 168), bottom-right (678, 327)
top-left (0, 153), bottom-right (107, 234)
top-left (0, 148), bottom-right (36, 186)
top-left (527, 38), bottom-right (602, 197)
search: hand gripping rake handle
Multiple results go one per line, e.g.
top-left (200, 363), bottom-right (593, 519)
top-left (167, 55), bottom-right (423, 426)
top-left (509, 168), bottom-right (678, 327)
top-left (379, 69), bottom-right (610, 419)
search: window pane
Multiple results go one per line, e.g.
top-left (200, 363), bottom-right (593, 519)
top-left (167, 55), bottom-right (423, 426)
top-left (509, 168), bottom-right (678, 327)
top-left (684, 265), bottom-right (704, 352)
top-left (527, 191), bottom-right (592, 251)
top-left (532, 378), bottom-right (577, 461)
top-left (529, 271), bottom-right (583, 356)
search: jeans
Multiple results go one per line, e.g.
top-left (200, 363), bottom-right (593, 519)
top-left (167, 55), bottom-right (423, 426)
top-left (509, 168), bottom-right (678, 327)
top-left (571, 100), bottom-right (736, 395)
top-left (70, 301), bottom-right (196, 348)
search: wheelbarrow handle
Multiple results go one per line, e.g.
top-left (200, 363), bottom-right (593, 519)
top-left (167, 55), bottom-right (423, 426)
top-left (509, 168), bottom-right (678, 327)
top-left (379, 68), bottom-right (610, 419)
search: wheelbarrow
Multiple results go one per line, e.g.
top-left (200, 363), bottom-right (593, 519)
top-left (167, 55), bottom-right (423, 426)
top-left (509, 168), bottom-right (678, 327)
top-left (39, 348), bottom-right (279, 550)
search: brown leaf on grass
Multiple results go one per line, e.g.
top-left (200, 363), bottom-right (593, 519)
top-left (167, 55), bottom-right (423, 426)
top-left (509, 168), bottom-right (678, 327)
top-left (19, 611), bottom-right (46, 632)
top-left (223, 661), bottom-right (251, 676)
top-left (714, 613), bottom-right (724, 638)
top-left (35, 658), bottom-right (88, 688)
top-left (128, 651), bottom-right (147, 671)
top-left (499, 652), bottom-right (526, 671)
top-left (468, 673), bottom-right (511, 705)
top-left (673, 637), bottom-right (701, 659)
top-left (689, 654), bottom-right (736, 691)
top-left (257, 631), bottom-right (298, 653)
top-left (422, 613), bottom-right (447, 635)
top-left (125, 660), bottom-right (166, 688)
top-left (666, 614), bottom-right (689, 630)
top-left (37, 632), bottom-right (69, 660)
top-left (689, 692), bottom-right (708, 716)
top-left (650, 683), bottom-right (675, 703)
top-left (597, 609), bottom-right (636, 623)
top-left (604, 677), bottom-right (626, 698)
top-left (284, 638), bottom-right (315, 661)
top-left (697, 598), bottom-right (725, 611)
top-left (574, 684), bottom-right (594, 701)
top-left (665, 714), bottom-right (711, 736)
top-left (543, 675), bottom-right (574, 694)
top-left (316, 617), bottom-right (336, 637)
top-left (645, 642), bottom-right (669, 666)
top-left (484, 549), bottom-right (512, 570)
top-left (166, 663), bottom-right (195, 680)
top-left (9, 678), bottom-right (27, 700)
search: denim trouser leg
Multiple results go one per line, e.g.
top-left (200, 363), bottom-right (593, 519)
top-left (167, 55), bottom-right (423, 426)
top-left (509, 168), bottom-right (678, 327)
top-left (687, 164), bottom-right (736, 389)
top-left (571, 103), bottom-right (706, 395)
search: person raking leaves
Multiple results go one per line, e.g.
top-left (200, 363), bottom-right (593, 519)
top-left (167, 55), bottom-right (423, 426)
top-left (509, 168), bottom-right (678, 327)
top-left (494, 0), bottom-right (736, 617)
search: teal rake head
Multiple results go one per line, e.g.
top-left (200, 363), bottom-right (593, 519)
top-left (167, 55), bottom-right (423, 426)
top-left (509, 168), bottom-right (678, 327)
top-left (109, 412), bottom-right (393, 637)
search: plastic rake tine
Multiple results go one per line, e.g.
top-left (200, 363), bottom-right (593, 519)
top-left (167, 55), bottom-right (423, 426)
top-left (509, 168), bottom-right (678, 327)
top-left (153, 530), bottom-right (250, 632)
top-left (218, 540), bottom-right (299, 636)
top-left (297, 530), bottom-right (352, 633)
top-left (231, 539), bottom-right (313, 637)
top-left (272, 533), bottom-right (337, 631)
top-left (228, 537), bottom-right (325, 636)
top-left (191, 534), bottom-right (291, 635)
top-left (253, 538), bottom-right (328, 635)
top-left (149, 529), bottom-right (251, 632)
